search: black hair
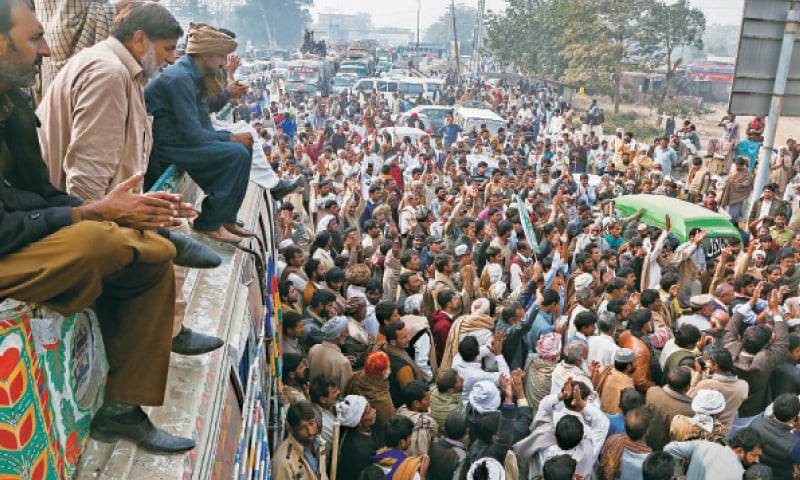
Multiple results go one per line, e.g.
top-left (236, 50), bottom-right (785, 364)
top-left (624, 406), bottom-right (650, 441)
top-left (282, 353), bottom-right (304, 382)
top-left (310, 289), bottom-right (336, 309)
top-left (497, 220), bottom-right (513, 236)
top-left (542, 288), bottom-right (560, 306)
top-left (384, 321), bottom-right (406, 343)
top-left (437, 289), bottom-right (456, 309)
top-left (325, 267), bottom-right (346, 284)
top-left (773, 393), bottom-right (800, 422)
top-left (111, 2), bottom-right (184, 42)
top-left (730, 428), bottom-right (762, 453)
top-left (619, 388), bottom-right (643, 414)
top-left (659, 272), bottom-right (679, 291)
top-left (282, 311), bottom-right (302, 331)
top-left (674, 324), bottom-right (701, 349)
top-left (286, 401), bottom-right (316, 428)
top-left (358, 466), bottom-right (388, 480)
top-left (436, 368), bottom-right (459, 392)
top-left (278, 280), bottom-right (293, 299)
top-left (666, 366), bottom-right (692, 392)
top-left (458, 335), bottom-right (480, 362)
top-left (555, 415), bottom-right (584, 450)
top-left (542, 454), bottom-right (577, 480)
top-left (308, 374), bottom-right (337, 404)
top-left (574, 311), bottom-right (597, 331)
top-left (629, 309), bottom-right (652, 331)
top-left (743, 464), bottom-right (773, 480)
top-left (444, 412), bottom-right (468, 440)
top-left (375, 302), bottom-right (398, 326)
top-left (709, 348), bottom-right (734, 372)
top-left (403, 380), bottom-right (429, 406)
top-left (304, 258), bottom-right (322, 278)
top-left (384, 416), bottom-right (414, 448)
top-left (640, 289), bottom-right (660, 308)
top-left (743, 324), bottom-right (773, 354)
top-left (474, 411), bottom-right (501, 442)
top-left (642, 451), bottom-right (676, 480)
top-left (365, 278), bottom-right (383, 293)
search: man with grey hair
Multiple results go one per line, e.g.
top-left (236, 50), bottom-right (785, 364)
top-left (550, 341), bottom-right (594, 397)
top-left (713, 282), bottom-right (736, 312)
top-left (588, 311), bottom-right (620, 368)
top-left (567, 282), bottom-right (596, 339)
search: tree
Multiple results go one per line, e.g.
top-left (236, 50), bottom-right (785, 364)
top-left (634, 0), bottom-right (706, 113)
top-left (231, 0), bottom-right (312, 48)
top-left (424, 3), bottom-right (477, 55)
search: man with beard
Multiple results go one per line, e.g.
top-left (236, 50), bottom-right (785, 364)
top-left (720, 156), bottom-right (755, 225)
top-left (272, 401), bottom-right (327, 480)
top-left (36, 3), bottom-right (226, 356)
top-left (335, 395), bottom-right (380, 480)
top-left (0, 0), bottom-right (197, 453)
top-left (282, 353), bottom-right (310, 405)
top-left (145, 24), bottom-right (252, 244)
top-left (664, 428), bottom-right (763, 479)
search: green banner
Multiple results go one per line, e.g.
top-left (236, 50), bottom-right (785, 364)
top-left (516, 193), bottom-right (541, 254)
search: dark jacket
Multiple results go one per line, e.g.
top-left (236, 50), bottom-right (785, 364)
top-left (495, 304), bottom-right (538, 371)
top-left (145, 55), bottom-right (232, 147)
top-left (749, 414), bottom-right (800, 480)
top-left (464, 404), bottom-right (524, 480)
top-left (336, 427), bottom-right (380, 480)
top-left (0, 89), bottom-right (81, 258)
top-left (429, 437), bottom-right (467, 480)
top-left (771, 359), bottom-right (800, 398)
top-left (724, 311), bottom-right (788, 417)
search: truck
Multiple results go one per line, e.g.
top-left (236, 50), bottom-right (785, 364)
top-left (286, 58), bottom-right (331, 96)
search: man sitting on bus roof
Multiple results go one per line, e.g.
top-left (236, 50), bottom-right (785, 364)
top-left (0, 0), bottom-right (196, 453)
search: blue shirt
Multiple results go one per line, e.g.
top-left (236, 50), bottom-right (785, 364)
top-left (439, 123), bottom-right (463, 147)
top-left (528, 310), bottom-right (554, 353)
top-left (145, 55), bottom-right (231, 147)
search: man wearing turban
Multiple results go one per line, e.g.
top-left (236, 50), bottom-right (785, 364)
top-left (307, 315), bottom-right (353, 392)
top-left (145, 23), bottom-right (253, 244)
top-left (335, 395), bottom-right (380, 479)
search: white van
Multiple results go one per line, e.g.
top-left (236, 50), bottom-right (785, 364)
top-left (454, 107), bottom-right (507, 136)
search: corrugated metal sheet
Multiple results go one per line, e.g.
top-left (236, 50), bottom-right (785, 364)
top-left (729, 0), bottom-right (800, 115)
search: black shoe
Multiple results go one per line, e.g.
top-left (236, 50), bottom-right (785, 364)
top-left (156, 229), bottom-right (222, 269)
top-left (171, 326), bottom-right (224, 355)
top-left (270, 177), bottom-right (304, 202)
top-left (90, 404), bottom-right (195, 454)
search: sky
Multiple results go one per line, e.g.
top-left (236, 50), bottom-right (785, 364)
top-left (310, 0), bottom-right (746, 31)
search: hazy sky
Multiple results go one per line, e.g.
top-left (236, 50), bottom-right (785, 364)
top-left (310, 0), bottom-right (746, 31)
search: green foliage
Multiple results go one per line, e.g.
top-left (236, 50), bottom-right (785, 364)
top-left (230, 0), bottom-right (312, 48)
top-left (485, 0), bottom-right (707, 112)
top-left (424, 3), bottom-right (477, 55)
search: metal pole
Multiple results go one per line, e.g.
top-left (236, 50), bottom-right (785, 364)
top-left (747, 2), bottom-right (800, 222)
top-left (416, 0), bottom-right (421, 67)
top-left (452, 0), bottom-right (460, 83)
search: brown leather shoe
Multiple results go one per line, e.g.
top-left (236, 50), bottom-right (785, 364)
top-left (224, 223), bottom-right (256, 238)
top-left (197, 227), bottom-right (242, 244)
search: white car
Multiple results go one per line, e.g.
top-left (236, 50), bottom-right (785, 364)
top-left (379, 126), bottom-right (428, 145)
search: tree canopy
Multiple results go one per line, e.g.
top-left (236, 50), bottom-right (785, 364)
top-left (230, 0), bottom-right (313, 48)
top-left (485, 0), bottom-right (706, 112)
top-left (424, 3), bottom-right (477, 55)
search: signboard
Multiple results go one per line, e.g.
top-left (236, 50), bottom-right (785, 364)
top-left (515, 193), bottom-right (540, 254)
top-left (729, 1), bottom-right (800, 116)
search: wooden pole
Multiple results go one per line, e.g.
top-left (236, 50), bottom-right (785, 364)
top-left (329, 422), bottom-right (341, 480)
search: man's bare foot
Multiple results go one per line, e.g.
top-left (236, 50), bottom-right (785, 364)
top-left (197, 226), bottom-right (241, 244)
top-left (224, 223), bottom-right (256, 238)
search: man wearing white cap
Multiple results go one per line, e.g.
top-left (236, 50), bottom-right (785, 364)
top-left (594, 348), bottom-right (636, 415)
top-left (676, 294), bottom-right (713, 332)
top-left (670, 389), bottom-right (727, 443)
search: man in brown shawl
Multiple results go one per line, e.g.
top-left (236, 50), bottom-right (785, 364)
top-left (719, 156), bottom-right (754, 226)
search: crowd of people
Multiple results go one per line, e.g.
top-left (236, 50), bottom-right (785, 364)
top-left (3, 0), bottom-right (800, 478)
top-left (261, 33), bottom-right (800, 480)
